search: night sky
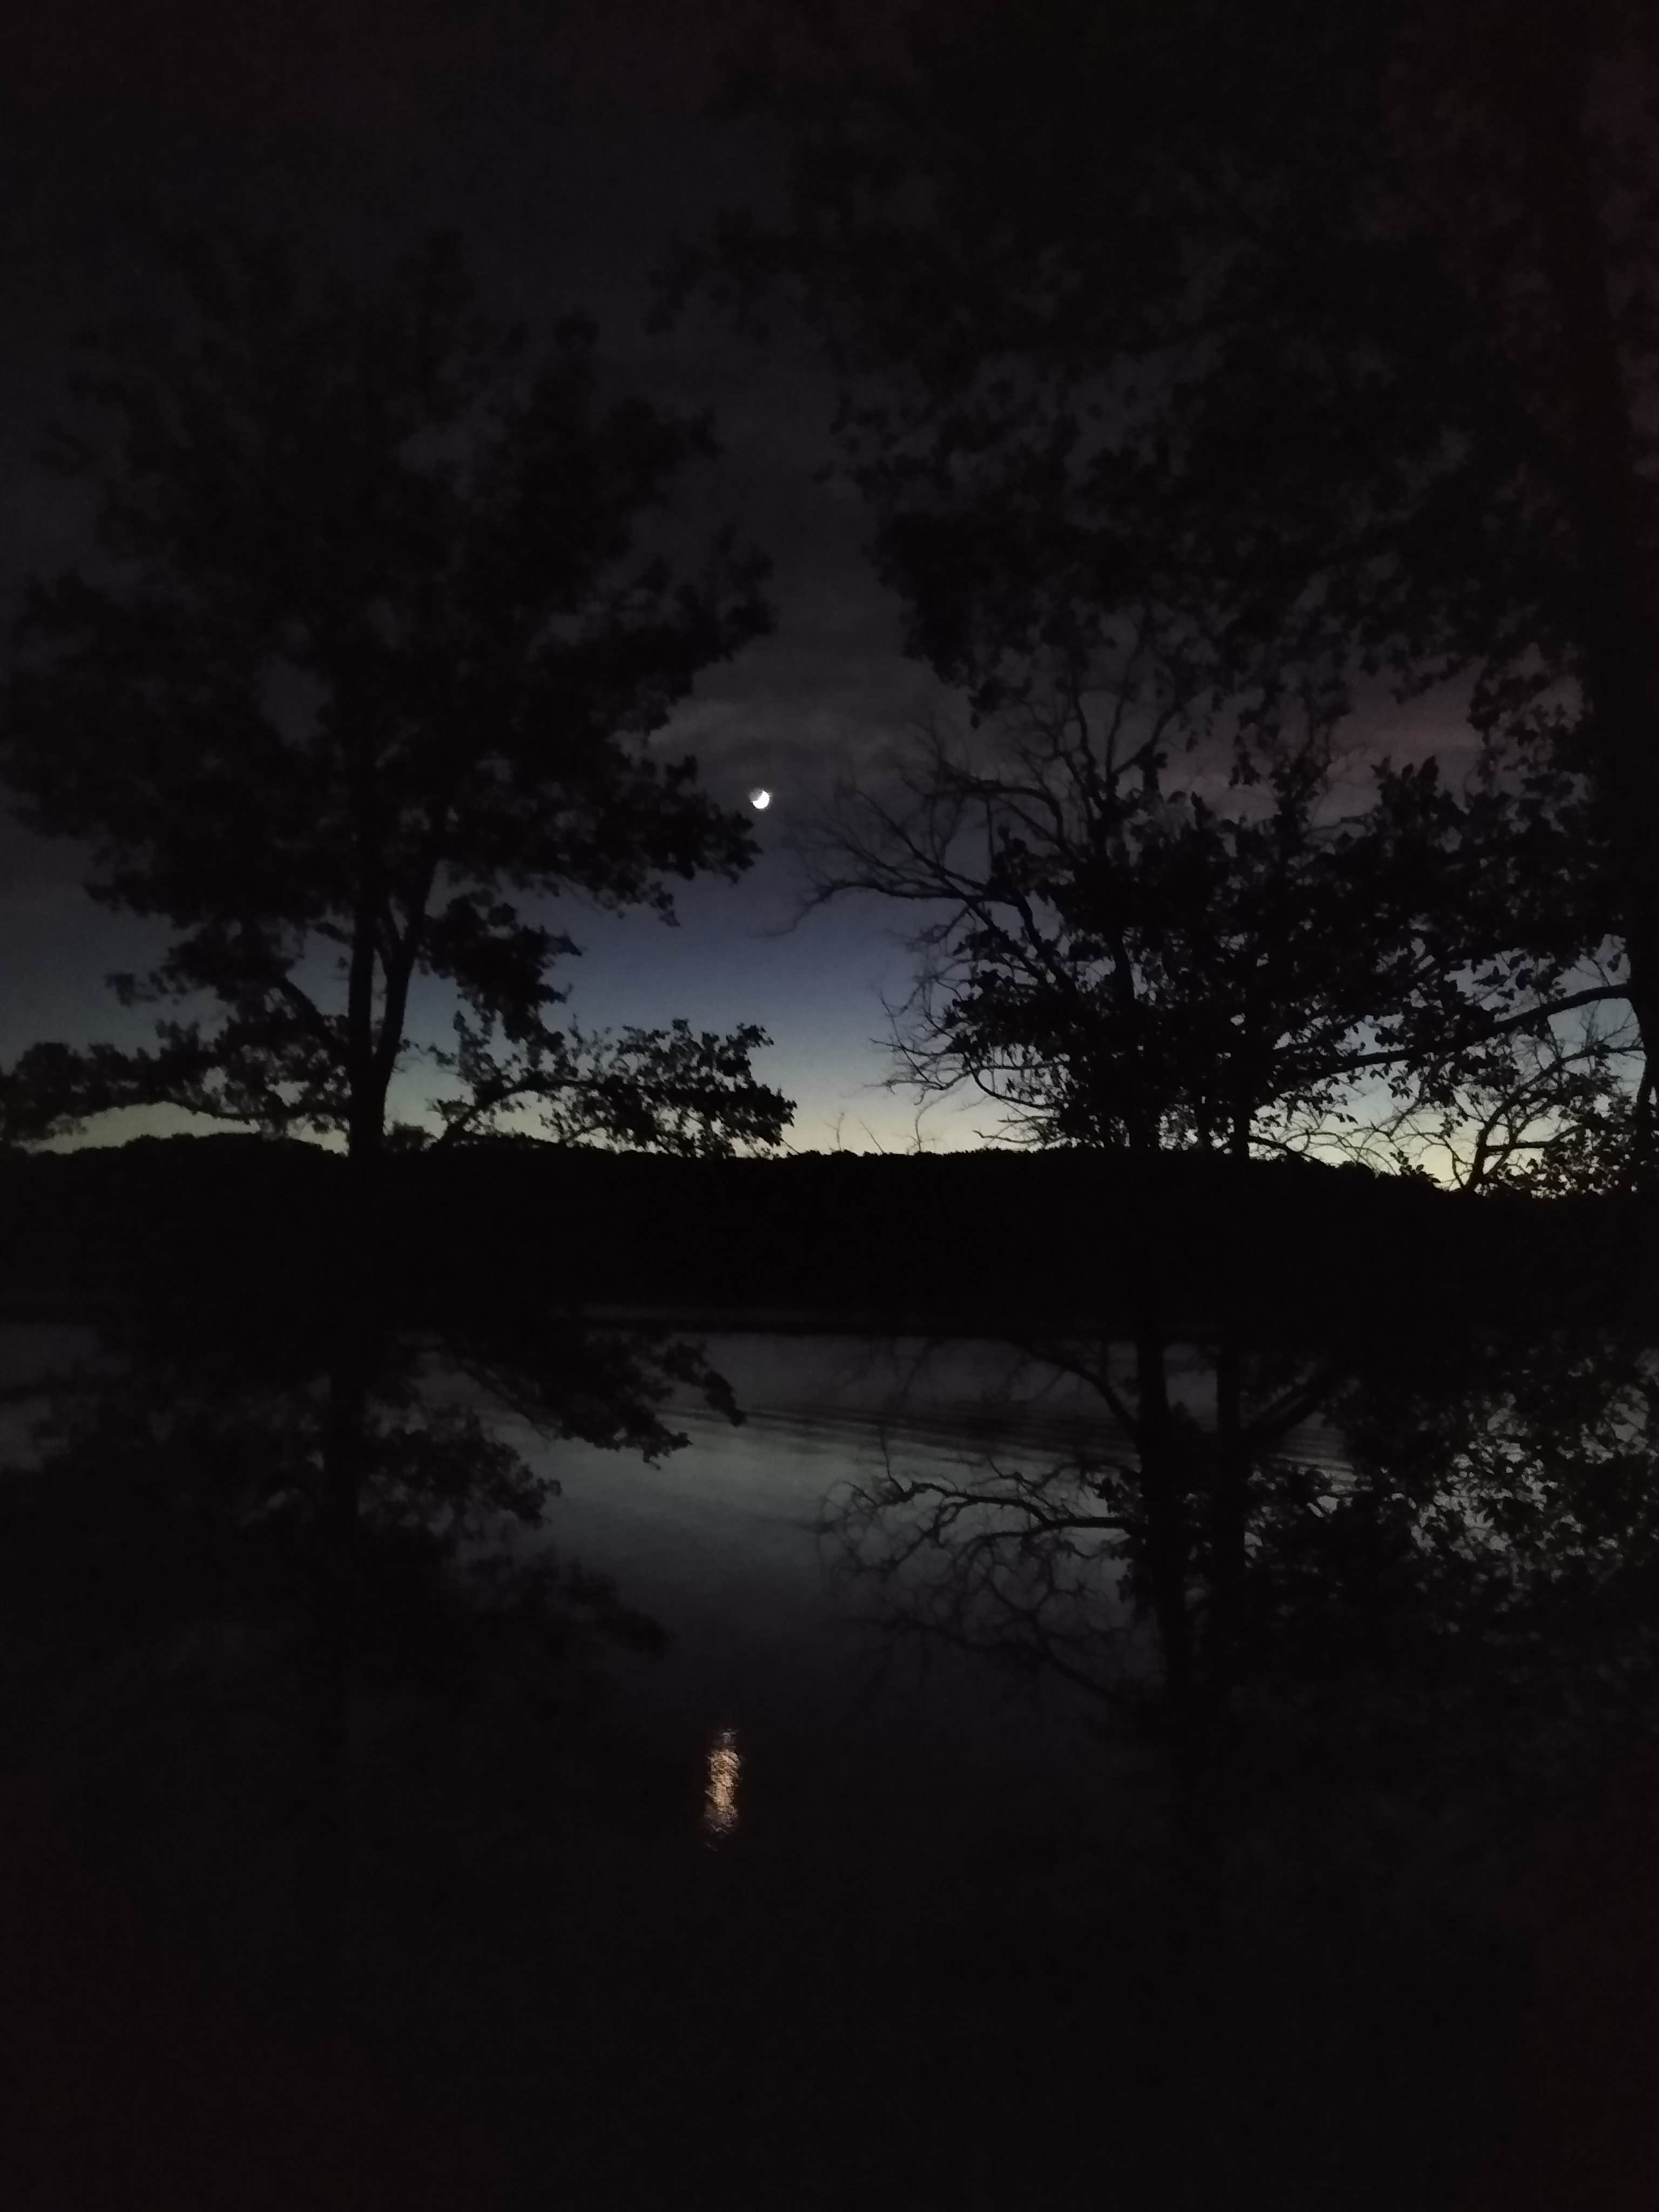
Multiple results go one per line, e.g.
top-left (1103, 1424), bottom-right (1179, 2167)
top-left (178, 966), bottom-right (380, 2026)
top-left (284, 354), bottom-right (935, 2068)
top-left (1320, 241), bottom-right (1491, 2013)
top-left (0, 0), bottom-right (1465, 1153)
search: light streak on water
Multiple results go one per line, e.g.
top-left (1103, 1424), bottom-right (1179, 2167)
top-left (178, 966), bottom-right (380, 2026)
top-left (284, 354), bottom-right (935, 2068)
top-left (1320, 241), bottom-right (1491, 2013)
top-left (702, 1724), bottom-right (741, 1843)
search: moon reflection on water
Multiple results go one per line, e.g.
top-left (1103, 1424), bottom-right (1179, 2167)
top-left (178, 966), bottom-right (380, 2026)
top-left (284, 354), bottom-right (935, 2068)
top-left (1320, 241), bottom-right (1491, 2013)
top-left (702, 1725), bottom-right (742, 1843)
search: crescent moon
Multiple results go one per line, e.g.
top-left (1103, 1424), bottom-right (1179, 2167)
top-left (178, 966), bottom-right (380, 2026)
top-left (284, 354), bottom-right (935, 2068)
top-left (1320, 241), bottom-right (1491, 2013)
top-left (748, 787), bottom-right (772, 811)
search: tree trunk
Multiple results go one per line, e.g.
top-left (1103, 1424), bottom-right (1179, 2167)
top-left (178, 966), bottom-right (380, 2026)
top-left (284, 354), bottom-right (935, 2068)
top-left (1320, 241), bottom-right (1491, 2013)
top-left (1513, 6), bottom-right (1659, 1156)
top-left (1134, 1315), bottom-right (1195, 1716)
top-left (1206, 1144), bottom-right (1253, 1708)
top-left (1209, 1332), bottom-right (1250, 1702)
top-left (305, 1107), bottom-right (384, 2018)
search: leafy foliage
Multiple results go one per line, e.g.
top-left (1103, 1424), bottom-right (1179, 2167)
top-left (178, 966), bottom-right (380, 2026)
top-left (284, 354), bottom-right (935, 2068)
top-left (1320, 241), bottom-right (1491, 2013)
top-left (685, 0), bottom-right (1658, 1127)
top-left (805, 675), bottom-right (1617, 1165)
top-left (0, 231), bottom-right (799, 1869)
top-left (1, 228), bottom-right (789, 1157)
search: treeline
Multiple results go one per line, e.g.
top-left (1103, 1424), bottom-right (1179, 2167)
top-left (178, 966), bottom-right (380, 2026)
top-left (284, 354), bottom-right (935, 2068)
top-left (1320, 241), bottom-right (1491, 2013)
top-left (3, 1132), bottom-right (1652, 1341)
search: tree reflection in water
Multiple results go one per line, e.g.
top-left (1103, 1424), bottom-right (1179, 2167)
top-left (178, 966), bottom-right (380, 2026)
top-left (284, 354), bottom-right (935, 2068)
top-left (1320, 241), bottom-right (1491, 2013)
top-left (12, 1304), bottom-right (1659, 2208)
top-left (0, 1290), bottom-right (692, 2006)
top-left (820, 1319), bottom-right (1659, 1816)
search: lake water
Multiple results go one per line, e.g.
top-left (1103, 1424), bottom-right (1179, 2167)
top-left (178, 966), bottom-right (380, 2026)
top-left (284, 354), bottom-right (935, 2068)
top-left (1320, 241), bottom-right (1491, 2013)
top-left (1, 1324), bottom-right (1502, 2208)
top-left (0, 1323), bottom-right (1344, 1856)
top-left (441, 1334), bottom-right (1393, 2208)
top-left (440, 1331), bottom-right (1348, 1860)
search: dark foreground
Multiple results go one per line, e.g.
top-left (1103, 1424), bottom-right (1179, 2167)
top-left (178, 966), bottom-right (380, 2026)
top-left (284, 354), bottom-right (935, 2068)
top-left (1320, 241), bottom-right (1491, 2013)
top-left (4, 1324), bottom-right (1658, 2209)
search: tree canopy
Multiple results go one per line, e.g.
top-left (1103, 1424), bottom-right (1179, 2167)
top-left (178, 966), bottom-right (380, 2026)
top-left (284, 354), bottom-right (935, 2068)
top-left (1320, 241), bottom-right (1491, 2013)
top-left (805, 674), bottom-right (1623, 1169)
top-left (682, 0), bottom-right (1659, 1134)
top-left (1, 229), bottom-right (790, 1160)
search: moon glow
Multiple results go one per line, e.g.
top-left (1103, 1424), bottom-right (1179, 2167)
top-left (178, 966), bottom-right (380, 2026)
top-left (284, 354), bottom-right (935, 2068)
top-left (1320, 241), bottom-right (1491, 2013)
top-left (748, 787), bottom-right (772, 811)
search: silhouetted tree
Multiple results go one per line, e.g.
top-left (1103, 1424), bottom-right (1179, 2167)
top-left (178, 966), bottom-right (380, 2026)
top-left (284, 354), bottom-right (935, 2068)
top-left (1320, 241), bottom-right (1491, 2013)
top-left (822, 1255), bottom-right (1659, 1946)
top-left (0, 227), bottom-right (790, 1977)
top-left (680, 0), bottom-right (1658, 1144)
top-left (667, 4), bottom-right (1659, 1768)
top-left (1346, 1005), bottom-right (1647, 1195)
top-left (802, 646), bottom-right (1609, 1721)
top-left (0, 224), bottom-right (790, 1406)
top-left (3, 228), bottom-right (783, 1162)
top-left (1311, 1316), bottom-right (1659, 1800)
top-left (810, 690), bottom-right (1610, 1164)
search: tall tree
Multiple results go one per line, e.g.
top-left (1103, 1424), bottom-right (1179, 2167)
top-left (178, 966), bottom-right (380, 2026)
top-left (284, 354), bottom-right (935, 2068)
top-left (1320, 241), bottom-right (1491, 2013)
top-left (667, 3), bottom-right (1659, 1750)
top-left (4, 228), bottom-right (784, 1167)
top-left (680, 0), bottom-right (1658, 1148)
top-left (802, 643), bottom-right (1607, 1716)
top-left (0, 230), bottom-right (791, 1971)
top-left (0, 217), bottom-right (790, 1500)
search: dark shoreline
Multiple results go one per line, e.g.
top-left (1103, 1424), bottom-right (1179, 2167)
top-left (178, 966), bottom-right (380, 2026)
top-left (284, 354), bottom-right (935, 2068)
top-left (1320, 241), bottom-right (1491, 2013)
top-left (3, 1132), bottom-right (1653, 1344)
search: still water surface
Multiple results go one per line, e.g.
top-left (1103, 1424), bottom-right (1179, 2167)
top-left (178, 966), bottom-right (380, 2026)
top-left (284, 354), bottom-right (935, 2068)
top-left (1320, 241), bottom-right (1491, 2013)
top-left (0, 1324), bottom-right (1345, 1860)
top-left (460, 1331), bottom-right (1346, 1858)
top-left (7, 1325), bottom-right (1449, 2206)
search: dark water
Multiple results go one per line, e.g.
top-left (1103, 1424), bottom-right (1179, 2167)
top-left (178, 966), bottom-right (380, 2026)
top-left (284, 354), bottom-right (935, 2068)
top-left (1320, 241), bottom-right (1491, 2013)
top-left (0, 1325), bottom-right (1507, 2210)
top-left (0, 1319), bottom-right (1347, 1866)
top-left (437, 1338), bottom-right (1502, 2211)
top-left (444, 1331), bottom-right (1343, 1840)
